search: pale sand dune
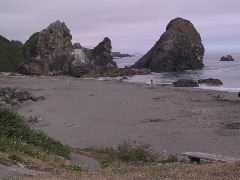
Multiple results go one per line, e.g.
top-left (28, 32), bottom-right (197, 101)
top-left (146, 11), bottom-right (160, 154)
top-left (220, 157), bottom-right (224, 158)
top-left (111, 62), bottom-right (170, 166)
top-left (1, 76), bottom-right (240, 158)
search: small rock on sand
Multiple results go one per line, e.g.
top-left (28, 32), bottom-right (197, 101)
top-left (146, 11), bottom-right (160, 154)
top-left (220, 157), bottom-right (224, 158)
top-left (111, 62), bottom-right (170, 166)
top-left (173, 79), bottom-right (199, 87)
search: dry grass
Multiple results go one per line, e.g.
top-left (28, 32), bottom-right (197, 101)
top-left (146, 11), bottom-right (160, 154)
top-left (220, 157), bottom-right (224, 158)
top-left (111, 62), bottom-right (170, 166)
top-left (21, 162), bottom-right (240, 180)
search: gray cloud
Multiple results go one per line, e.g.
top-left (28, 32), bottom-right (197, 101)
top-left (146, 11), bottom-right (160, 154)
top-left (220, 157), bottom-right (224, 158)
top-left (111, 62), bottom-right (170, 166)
top-left (0, 0), bottom-right (239, 53)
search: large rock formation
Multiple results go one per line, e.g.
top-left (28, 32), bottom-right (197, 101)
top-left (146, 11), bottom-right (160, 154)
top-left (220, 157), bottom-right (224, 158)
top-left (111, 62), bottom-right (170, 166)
top-left (64, 37), bottom-right (119, 77)
top-left (17, 21), bottom-right (148, 78)
top-left (133, 18), bottom-right (204, 72)
top-left (91, 37), bottom-right (117, 67)
top-left (64, 47), bottom-right (92, 77)
top-left (19, 20), bottom-right (73, 75)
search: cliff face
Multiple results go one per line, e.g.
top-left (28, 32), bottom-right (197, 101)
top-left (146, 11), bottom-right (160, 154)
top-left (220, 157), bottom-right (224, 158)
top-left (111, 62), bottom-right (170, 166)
top-left (133, 18), bottom-right (204, 72)
top-left (19, 21), bottom-right (73, 75)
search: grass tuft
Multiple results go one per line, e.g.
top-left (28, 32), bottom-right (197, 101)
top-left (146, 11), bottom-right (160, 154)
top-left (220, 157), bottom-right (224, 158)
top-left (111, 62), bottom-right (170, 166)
top-left (116, 141), bottom-right (156, 162)
top-left (8, 154), bottom-right (23, 163)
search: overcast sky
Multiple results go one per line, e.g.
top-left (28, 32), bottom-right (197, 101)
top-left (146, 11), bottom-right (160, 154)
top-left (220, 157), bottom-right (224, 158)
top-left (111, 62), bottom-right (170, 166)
top-left (0, 0), bottom-right (240, 54)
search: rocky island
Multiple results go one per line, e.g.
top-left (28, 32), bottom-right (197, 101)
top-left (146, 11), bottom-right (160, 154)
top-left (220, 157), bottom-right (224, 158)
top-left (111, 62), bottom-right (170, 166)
top-left (133, 18), bottom-right (205, 72)
top-left (16, 20), bottom-right (150, 78)
top-left (112, 52), bottom-right (134, 58)
top-left (220, 55), bottom-right (235, 61)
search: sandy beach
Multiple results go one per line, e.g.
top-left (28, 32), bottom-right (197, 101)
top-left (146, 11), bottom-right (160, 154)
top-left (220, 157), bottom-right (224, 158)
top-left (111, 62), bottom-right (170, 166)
top-left (1, 76), bottom-right (240, 158)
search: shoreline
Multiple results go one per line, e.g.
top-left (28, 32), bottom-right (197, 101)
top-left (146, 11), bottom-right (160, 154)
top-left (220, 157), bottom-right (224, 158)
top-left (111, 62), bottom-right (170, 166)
top-left (1, 76), bottom-right (240, 158)
top-left (2, 71), bottom-right (240, 93)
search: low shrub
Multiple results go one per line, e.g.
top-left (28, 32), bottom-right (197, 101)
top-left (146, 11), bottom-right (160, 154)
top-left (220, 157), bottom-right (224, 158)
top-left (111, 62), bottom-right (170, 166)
top-left (116, 141), bottom-right (156, 162)
top-left (67, 162), bottom-right (85, 171)
top-left (82, 140), bottom-right (177, 165)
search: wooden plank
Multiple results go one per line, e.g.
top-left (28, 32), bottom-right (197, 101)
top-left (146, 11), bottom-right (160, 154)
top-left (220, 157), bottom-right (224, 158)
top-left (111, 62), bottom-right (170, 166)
top-left (181, 152), bottom-right (240, 163)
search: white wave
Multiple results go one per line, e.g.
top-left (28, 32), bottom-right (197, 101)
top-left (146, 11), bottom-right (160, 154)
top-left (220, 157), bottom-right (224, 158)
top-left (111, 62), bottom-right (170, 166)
top-left (198, 85), bottom-right (240, 92)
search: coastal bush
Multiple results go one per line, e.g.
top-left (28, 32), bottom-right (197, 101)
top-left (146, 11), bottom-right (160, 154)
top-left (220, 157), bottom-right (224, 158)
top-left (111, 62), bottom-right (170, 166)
top-left (0, 108), bottom-right (70, 158)
top-left (0, 35), bottom-right (24, 72)
top-left (81, 141), bottom-right (177, 165)
top-left (116, 141), bottom-right (156, 162)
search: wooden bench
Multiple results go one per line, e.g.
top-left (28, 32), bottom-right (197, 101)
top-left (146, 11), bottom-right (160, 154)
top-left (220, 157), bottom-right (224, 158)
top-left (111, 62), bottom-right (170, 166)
top-left (181, 152), bottom-right (240, 164)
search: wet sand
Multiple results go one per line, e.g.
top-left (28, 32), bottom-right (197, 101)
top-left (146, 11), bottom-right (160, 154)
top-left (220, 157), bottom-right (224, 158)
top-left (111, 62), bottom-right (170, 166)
top-left (1, 76), bottom-right (240, 158)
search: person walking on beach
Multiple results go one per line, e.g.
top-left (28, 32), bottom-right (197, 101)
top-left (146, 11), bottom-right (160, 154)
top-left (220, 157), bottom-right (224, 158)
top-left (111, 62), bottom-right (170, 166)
top-left (238, 91), bottom-right (240, 97)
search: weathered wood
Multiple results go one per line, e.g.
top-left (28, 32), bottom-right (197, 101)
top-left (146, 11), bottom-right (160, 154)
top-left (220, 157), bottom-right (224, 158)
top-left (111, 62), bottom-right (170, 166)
top-left (181, 152), bottom-right (240, 163)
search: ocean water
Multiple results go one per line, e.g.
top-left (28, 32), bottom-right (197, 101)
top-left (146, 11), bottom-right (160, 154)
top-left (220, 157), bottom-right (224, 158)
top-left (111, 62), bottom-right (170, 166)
top-left (113, 53), bottom-right (240, 92)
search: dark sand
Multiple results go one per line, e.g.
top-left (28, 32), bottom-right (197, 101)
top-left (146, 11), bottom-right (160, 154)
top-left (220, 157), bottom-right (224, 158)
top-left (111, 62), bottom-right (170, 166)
top-left (1, 76), bottom-right (240, 158)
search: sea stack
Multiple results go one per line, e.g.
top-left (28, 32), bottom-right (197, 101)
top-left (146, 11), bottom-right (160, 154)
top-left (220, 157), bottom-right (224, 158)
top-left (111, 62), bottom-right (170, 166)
top-left (64, 37), bottom-right (118, 77)
top-left (19, 20), bottom-right (73, 75)
top-left (133, 17), bottom-right (205, 72)
top-left (91, 37), bottom-right (117, 68)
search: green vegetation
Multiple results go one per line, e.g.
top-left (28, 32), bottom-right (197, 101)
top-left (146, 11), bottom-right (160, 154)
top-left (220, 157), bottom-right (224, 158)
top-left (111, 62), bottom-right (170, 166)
top-left (116, 141), bottom-right (156, 162)
top-left (0, 35), bottom-right (24, 72)
top-left (79, 141), bottom-right (177, 167)
top-left (67, 162), bottom-right (85, 171)
top-left (0, 108), bottom-right (70, 159)
top-left (8, 154), bottom-right (24, 163)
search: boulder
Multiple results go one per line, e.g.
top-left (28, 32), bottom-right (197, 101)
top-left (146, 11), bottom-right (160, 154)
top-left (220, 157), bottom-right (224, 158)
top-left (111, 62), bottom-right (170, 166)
top-left (19, 20), bottom-right (73, 75)
top-left (30, 96), bottom-right (45, 102)
top-left (0, 87), bottom-right (45, 108)
top-left (120, 76), bottom-right (128, 80)
top-left (198, 78), bottom-right (223, 86)
top-left (91, 37), bottom-right (117, 67)
top-left (133, 18), bottom-right (204, 72)
top-left (220, 55), bottom-right (234, 61)
top-left (173, 79), bottom-right (199, 87)
top-left (73, 43), bottom-right (82, 49)
top-left (64, 48), bottom-right (92, 77)
top-left (18, 59), bottom-right (47, 75)
top-left (12, 89), bottom-right (31, 102)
